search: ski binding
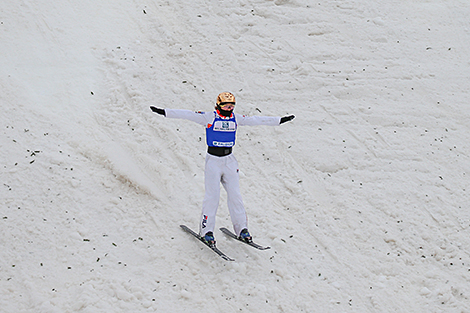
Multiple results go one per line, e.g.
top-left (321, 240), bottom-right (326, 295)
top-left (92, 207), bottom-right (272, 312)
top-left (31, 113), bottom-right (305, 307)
top-left (219, 227), bottom-right (271, 250)
top-left (180, 225), bottom-right (234, 261)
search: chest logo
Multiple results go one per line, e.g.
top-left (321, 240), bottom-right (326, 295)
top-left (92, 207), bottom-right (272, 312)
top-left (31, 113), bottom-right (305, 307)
top-left (213, 120), bottom-right (236, 132)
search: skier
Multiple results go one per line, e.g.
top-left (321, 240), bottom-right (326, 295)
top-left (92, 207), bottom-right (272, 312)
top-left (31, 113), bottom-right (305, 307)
top-left (150, 92), bottom-right (294, 246)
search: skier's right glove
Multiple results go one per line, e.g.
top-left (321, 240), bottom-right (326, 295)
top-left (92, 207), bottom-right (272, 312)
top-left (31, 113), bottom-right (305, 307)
top-left (150, 106), bottom-right (166, 116)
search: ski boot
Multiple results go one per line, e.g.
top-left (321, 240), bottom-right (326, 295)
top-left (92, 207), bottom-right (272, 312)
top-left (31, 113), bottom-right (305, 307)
top-left (239, 229), bottom-right (253, 243)
top-left (202, 231), bottom-right (216, 247)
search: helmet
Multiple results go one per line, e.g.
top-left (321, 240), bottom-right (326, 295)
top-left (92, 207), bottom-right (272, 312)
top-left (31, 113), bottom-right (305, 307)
top-left (216, 92), bottom-right (236, 105)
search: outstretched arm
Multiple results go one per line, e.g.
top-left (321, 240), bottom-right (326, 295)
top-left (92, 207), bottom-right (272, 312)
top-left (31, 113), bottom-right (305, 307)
top-left (236, 114), bottom-right (295, 126)
top-left (149, 107), bottom-right (210, 126)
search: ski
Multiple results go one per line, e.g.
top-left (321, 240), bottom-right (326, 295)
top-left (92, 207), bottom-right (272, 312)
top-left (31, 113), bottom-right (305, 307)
top-left (219, 227), bottom-right (271, 250)
top-left (180, 225), bottom-right (234, 261)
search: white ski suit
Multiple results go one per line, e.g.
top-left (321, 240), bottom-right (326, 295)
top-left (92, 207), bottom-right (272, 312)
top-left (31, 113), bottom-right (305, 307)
top-left (165, 109), bottom-right (281, 237)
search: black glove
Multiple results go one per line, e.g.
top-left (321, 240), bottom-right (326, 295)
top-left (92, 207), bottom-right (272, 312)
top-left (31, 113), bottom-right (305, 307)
top-left (280, 115), bottom-right (295, 124)
top-left (150, 106), bottom-right (166, 116)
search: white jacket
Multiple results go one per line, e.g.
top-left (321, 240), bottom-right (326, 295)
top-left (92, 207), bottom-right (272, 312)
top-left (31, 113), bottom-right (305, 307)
top-left (165, 109), bottom-right (281, 128)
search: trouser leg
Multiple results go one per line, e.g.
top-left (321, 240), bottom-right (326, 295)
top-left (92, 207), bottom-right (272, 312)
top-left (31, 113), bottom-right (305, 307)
top-left (200, 154), bottom-right (221, 236)
top-left (221, 154), bottom-right (247, 237)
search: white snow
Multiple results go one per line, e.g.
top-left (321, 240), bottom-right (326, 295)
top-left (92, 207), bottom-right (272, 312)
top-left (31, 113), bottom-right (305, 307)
top-left (1, 0), bottom-right (470, 312)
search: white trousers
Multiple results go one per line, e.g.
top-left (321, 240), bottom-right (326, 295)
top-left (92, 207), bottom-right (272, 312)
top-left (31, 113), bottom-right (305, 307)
top-left (199, 153), bottom-right (247, 237)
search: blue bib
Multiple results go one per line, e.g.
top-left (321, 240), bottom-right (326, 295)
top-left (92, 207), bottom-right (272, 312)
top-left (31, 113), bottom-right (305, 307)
top-left (206, 113), bottom-right (237, 147)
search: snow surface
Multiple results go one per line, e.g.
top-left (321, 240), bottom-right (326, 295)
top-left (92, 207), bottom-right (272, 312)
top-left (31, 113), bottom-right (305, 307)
top-left (1, 0), bottom-right (470, 312)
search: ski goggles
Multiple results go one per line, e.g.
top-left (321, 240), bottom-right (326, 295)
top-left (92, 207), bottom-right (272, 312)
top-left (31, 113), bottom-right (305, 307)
top-left (219, 102), bottom-right (235, 109)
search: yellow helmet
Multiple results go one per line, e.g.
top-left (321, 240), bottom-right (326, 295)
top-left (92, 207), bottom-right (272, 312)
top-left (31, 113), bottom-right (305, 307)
top-left (216, 92), bottom-right (236, 105)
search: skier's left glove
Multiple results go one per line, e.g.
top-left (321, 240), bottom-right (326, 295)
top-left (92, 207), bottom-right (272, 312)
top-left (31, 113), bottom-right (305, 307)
top-left (150, 106), bottom-right (166, 116)
top-left (280, 115), bottom-right (295, 124)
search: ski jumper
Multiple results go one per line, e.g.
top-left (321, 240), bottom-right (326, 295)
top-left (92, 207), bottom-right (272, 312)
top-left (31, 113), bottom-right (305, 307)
top-left (165, 109), bottom-right (281, 237)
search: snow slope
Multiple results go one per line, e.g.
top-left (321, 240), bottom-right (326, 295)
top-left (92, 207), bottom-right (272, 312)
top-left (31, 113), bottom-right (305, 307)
top-left (1, 0), bottom-right (470, 312)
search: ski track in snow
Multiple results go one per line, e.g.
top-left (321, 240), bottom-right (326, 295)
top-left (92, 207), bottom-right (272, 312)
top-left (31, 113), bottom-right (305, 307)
top-left (1, 0), bottom-right (470, 312)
